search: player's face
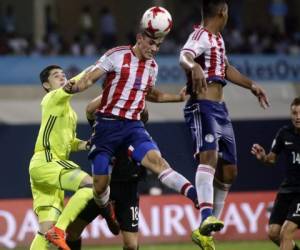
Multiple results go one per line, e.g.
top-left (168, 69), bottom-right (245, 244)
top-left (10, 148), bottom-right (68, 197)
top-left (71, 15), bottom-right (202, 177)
top-left (291, 105), bottom-right (300, 129)
top-left (137, 34), bottom-right (163, 60)
top-left (47, 69), bottom-right (67, 90)
top-left (220, 3), bottom-right (228, 30)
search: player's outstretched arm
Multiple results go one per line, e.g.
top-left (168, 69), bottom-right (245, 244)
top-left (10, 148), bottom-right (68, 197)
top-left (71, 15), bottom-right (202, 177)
top-left (179, 52), bottom-right (207, 94)
top-left (251, 143), bottom-right (277, 165)
top-left (146, 87), bottom-right (187, 103)
top-left (64, 67), bottom-right (106, 94)
top-left (71, 138), bottom-right (90, 152)
top-left (225, 60), bottom-right (270, 109)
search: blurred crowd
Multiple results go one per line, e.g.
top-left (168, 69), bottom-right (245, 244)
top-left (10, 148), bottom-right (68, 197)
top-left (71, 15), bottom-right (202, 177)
top-left (0, 1), bottom-right (299, 56)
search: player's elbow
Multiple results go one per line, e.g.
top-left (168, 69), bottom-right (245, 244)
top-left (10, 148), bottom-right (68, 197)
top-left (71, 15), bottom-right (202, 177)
top-left (179, 52), bottom-right (193, 71)
top-left (86, 104), bottom-right (94, 116)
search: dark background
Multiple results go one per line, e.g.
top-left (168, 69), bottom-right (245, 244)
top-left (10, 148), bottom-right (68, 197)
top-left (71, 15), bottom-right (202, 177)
top-left (0, 119), bottom-right (288, 199)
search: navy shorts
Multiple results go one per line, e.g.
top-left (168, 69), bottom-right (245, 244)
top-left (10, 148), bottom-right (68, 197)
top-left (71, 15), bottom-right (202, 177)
top-left (184, 99), bottom-right (237, 164)
top-left (269, 193), bottom-right (300, 227)
top-left (89, 114), bottom-right (159, 175)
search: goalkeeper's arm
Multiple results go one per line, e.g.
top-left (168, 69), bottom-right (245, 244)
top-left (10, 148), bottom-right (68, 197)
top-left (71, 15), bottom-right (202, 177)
top-left (86, 95), bottom-right (102, 127)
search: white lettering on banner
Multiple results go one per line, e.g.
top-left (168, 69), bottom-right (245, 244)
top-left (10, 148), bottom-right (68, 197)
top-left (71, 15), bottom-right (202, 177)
top-left (241, 202), bottom-right (265, 233)
top-left (17, 210), bottom-right (38, 241)
top-left (221, 204), bottom-right (247, 234)
top-left (138, 211), bottom-right (151, 236)
top-left (90, 217), bottom-right (114, 238)
top-left (163, 205), bottom-right (186, 236)
top-left (184, 205), bottom-right (201, 230)
top-left (0, 197), bottom-right (274, 248)
top-left (296, 203), bottom-right (300, 214)
top-left (265, 202), bottom-right (272, 232)
top-left (0, 210), bottom-right (16, 249)
top-left (151, 206), bottom-right (160, 236)
top-left (81, 227), bottom-right (89, 239)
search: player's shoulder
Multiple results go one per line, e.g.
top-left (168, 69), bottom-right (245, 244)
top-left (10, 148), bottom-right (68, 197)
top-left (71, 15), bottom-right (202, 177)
top-left (41, 88), bottom-right (66, 106)
top-left (189, 24), bottom-right (208, 41)
top-left (280, 124), bottom-right (293, 132)
top-left (277, 124), bottom-right (293, 136)
top-left (104, 45), bottom-right (131, 57)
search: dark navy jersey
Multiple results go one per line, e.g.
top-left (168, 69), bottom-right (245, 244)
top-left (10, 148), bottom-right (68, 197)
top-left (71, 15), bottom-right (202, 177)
top-left (271, 125), bottom-right (300, 193)
top-left (111, 148), bottom-right (146, 182)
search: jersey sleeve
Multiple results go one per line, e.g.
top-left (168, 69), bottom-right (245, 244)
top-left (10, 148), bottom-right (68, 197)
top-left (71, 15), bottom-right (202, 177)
top-left (71, 137), bottom-right (84, 152)
top-left (94, 53), bottom-right (114, 72)
top-left (270, 128), bottom-right (284, 154)
top-left (41, 88), bottom-right (72, 115)
top-left (180, 29), bottom-right (209, 59)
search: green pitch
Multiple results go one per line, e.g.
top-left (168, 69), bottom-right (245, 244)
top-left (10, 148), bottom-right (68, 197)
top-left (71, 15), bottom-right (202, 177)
top-left (1, 241), bottom-right (277, 250)
top-left (89, 241), bottom-right (277, 250)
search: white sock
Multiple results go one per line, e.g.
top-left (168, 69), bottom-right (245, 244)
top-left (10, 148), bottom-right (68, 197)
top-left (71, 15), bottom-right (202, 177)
top-left (213, 178), bottom-right (231, 218)
top-left (93, 186), bottom-right (110, 207)
top-left (196, 164), bottom-right (215, 211)
top-left (158, 168), bottom-right (192, 194)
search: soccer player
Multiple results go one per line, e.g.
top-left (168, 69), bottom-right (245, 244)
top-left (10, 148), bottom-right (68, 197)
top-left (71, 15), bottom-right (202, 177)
top-left (65, 98), bottom-right (149, 250)
top-left (251, 97), bottom-right (300, 250)
top-left (29, 65), bottom-right (118, 250)
top-left (179, 0), bottom-right (270, 249)
top-left (49, 6), bottom-right (200, 248)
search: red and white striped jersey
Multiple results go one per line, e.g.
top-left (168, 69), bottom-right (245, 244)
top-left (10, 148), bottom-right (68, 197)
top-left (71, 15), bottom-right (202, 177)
top-left (180, 26), bottom-right (227, 86)
top-left (94, 46), bottom-right (158, 120)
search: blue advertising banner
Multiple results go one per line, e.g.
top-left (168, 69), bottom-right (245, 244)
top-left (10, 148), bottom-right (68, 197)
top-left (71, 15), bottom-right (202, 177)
top-left (0, 55), bottom-right (299, 84)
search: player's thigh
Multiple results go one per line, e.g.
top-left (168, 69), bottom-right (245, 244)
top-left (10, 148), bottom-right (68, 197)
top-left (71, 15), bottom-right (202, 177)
top-left (268, 223), bottom-right (281, 239)
top-left (111, 181), bottom-right (140, 233)
top-left (286, 194), bottom-right (300, 227)
top-left (59, 161), bottom-right (89, 191)
top-left (89, 117), bottom-right (124, 162)
top-left (281, 220), bottom-right (298, 237)
top-left (184, 102), bottom-right (218, 163)
top-left (29, 160), bottom-right (65, 189)
top-left (215, 158), bottom-right (237, 184)
top-left (218, 121), bottom-right (237, 167)
top-left (126, 122), bottom-right (160, 164)
top-left (269, 193), bottom-right (292, 226)
top-left (31, 183), bottom-right (64, 215)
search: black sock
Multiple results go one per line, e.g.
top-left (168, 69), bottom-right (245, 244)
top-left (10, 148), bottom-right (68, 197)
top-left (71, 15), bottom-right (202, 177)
top-left (66, 238), bottom-right (82, 250)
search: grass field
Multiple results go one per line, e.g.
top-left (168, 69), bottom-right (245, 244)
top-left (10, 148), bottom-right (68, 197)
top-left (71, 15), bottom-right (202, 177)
top-left (87, 241), bottom-right (278, 250)
top-left (0, 240), bottom-right (279, 250)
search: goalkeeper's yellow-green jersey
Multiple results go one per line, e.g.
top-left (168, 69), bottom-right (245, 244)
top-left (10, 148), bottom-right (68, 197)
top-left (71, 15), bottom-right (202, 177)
top-left (32, 88), bottom-right (82, 162)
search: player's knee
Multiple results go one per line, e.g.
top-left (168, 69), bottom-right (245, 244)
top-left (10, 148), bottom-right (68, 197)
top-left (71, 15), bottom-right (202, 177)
top-left (79, 175), bottom-right (93, 188)
top-left (93, 176), bottom-right (109, 195)
top-left (150, 155), bottom-right (169, 173)
top-left (224, 169), bottom-right (237, 184)
top-left (268, 227), bottom-right (280, 242)
top-left (199, 151), bottom-right (218, 167)
top-left (93, 182), bottom-right (108, 195)
top-left (142, 150), bottom-right (169, 174)
top-left (280, 222), bottom-right (297, 241)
